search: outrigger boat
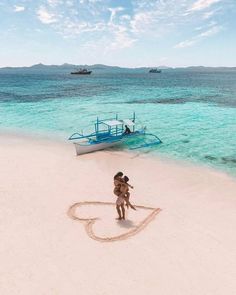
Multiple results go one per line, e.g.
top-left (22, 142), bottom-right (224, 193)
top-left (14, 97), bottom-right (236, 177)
top-left (68, 113), bottom-right (162, 155)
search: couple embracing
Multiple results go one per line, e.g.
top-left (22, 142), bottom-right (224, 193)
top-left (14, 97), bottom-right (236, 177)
top-left (113, 172), bottom-right (136, 220)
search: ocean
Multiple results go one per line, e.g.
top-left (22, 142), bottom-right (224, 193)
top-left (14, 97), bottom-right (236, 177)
top-left (0, 68), bottom-right (236, 175)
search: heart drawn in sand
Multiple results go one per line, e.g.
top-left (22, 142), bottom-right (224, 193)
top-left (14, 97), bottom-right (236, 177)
top-left (67, 201), bottom-right (161, 242)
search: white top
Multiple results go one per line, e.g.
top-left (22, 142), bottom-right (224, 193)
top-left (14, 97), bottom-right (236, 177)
top-left (103, 120), bottom-right (123, 126)
top-left (122, 119), bottom-right (135, 126)
top-left (102, 119), bottom-right (135, 127)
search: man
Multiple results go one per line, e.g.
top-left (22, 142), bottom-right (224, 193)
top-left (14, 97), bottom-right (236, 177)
top-left (119, 176), bottom-right (136, 211)
top-left (113, 172), bottom-right (135, 220)
top-left (113, 172), bottom-right (125, 220)
top-left (124, 125), bottom-right (131, 135)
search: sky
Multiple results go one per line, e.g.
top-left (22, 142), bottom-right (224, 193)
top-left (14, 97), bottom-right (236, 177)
top-left (0, 0), bottom-right (236, 67)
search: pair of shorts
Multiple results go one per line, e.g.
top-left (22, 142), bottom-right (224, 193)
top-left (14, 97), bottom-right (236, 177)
top-left (116, 196), bottom-right (125, 206)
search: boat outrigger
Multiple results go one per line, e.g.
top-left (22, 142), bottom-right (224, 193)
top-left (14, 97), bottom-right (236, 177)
top-left (68, 113), bottom-right (162, 155)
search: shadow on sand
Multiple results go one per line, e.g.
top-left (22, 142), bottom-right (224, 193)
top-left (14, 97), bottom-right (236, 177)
top-left (117, 219), bottom-right (135, 229)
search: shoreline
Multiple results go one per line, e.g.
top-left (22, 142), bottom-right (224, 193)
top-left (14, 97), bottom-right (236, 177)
top-left (1, 132), bottom-right (236, 294)
top-left (1, 127), bottom-right (235, 180)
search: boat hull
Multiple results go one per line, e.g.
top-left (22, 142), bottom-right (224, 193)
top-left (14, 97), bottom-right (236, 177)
top-left (71, 71), bottom-right (92, 75)
top-left (73, 140), bottom-right (122, 155)
top-left (149, 70), bottom-right (161, 73)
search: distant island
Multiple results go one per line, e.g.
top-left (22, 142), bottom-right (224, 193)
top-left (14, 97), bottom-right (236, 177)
top-left (0, 63), bottom-right (236, 71)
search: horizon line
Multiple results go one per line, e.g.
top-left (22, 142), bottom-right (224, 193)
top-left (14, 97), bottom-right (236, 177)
top-left (1, 63), bottom-right (236, 69)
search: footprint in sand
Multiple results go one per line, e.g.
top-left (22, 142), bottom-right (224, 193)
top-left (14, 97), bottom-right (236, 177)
top-left (67, 201), bottom-right (161, 242)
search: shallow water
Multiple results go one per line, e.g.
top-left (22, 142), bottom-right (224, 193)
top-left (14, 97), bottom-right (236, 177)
top-left (1, 68), bottom-right (236, 175)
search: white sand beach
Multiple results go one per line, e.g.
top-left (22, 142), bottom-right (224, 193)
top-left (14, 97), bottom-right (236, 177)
top-left (1, 133), bottom-right (236, 295)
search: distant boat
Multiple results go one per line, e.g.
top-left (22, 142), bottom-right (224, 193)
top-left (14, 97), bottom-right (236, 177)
top-left (149, 68), bottom-right (161, 73)
top-left (71, 68), bottom-right (92, 75)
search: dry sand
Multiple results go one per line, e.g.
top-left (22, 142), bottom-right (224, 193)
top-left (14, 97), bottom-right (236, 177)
top-left (1, 133), bottom-right (236, 295)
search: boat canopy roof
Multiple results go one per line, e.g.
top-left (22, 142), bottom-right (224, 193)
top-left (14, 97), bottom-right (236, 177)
top-left (122, 119), bottom-right (135, 126)
top-left (103, 120), bottom-right (123, 126)
top-left (102, 119), bottom-right (135, 127)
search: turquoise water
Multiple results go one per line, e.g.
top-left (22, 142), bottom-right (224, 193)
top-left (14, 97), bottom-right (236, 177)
top-left (1, 68), bottom-right (236, 175)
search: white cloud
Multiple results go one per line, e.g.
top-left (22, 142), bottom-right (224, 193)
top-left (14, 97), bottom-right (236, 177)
top-left (37, 6), bottom-right (58, 24)
top-left (60, 20), bottom-right (105, 35)
top-left (203, 10), bottom-right (215, 19)
top-left (130, 11), bottom-right (153, 33)
top-left (189, 0), bottom-right (221, 11)
top-left (32, 0), bottom-right (228, 53)
top-left (120, 15), bottom-right (131, 21)
top-left (66, 0), bottom-right (74, 6)
top-left (47, 0), bottom-right (62, 6)
top-left (110, 32), bottom-right (137, 50)
top-left (109, 25), bottom-right (137, 50)
top-left (129, 0), bottom-right (192, 36)
top-left (108, 7), bottom-right (125, 23)
top-left (175, 39), bottom-right (198, 48)
top-left (79, 0), bottom-right (103, 3)
top-left (14, 5), bottom-right (25, 12)
top-left (106, 7), bottom-right (136, 50)
top-left (195, 26), bottom-right (204, 31)
top-left (199, 25), bottom-right (222, 36)
top-left (175, 24), bottom-right (222, 48)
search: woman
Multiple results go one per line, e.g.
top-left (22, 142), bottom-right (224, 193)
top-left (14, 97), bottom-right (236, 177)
top-left (113, 172), bottom-right (125, 220)
top-left (113, 172), bottom-right (136, 220)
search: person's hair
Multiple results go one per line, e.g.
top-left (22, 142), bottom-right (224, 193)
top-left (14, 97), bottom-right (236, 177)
top-left (114, 171), bottom-right (123, 179)
top-left (124, 176), bottom-right (129, 182)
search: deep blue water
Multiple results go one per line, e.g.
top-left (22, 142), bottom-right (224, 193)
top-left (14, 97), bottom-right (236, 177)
top-left (0, 68), bottom-right (236, 175)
